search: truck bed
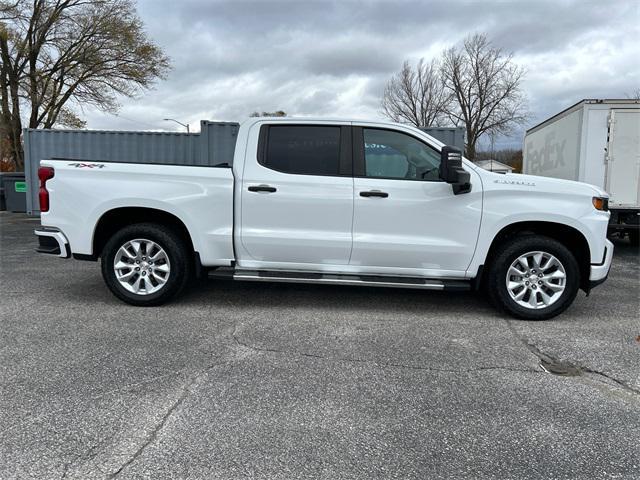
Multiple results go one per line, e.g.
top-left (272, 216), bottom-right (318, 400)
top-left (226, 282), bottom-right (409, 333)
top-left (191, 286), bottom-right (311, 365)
top-left (39, 160), bottom-right (235, 266)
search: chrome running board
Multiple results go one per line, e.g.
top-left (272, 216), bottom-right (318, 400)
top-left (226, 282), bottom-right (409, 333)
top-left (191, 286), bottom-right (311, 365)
top-left (215, 269), bottom-right (470, 291)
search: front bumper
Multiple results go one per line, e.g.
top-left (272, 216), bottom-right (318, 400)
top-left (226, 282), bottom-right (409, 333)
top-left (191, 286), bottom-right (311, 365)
top-left (589, 239), bottom-right (614, 286)
top-left (34, 227), bottom-right (70, 258)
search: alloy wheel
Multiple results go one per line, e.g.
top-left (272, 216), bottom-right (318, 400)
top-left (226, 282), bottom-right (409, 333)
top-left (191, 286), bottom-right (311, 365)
top-left (505, 250), bottom-right (566, 309)
top-left (113, 238), bottom-right (171, 295)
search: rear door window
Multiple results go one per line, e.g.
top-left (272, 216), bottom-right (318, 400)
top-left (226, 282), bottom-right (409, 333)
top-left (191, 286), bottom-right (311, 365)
top-left (261, 125), bottom-right (341, 176)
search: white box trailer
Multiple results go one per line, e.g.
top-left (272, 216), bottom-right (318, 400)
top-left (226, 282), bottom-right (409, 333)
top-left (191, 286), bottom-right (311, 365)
top-left (523, 99), bottom-right (640, 243)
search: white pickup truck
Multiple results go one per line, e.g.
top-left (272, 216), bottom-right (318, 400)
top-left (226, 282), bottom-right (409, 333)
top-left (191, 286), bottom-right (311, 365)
top-left (35, 118), bottom-right (613, 320)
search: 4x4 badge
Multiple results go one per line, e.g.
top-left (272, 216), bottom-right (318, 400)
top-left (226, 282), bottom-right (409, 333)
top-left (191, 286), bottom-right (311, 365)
top-left (68, 163), bottom-right (105, 169)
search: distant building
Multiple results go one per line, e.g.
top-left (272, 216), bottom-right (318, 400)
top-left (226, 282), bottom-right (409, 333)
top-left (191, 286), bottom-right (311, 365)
top-left (475, 159), bottom-right (513, 174)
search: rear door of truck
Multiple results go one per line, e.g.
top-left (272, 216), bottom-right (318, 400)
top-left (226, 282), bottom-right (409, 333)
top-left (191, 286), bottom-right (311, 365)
top-left (606, 109), bottom-right (640, 207)
top-left (238, 121), bottom-right (354, 266)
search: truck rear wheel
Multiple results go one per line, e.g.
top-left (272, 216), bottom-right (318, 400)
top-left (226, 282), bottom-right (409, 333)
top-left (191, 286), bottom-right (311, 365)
top-left (486, 235), bottom-right (580, 320)
top-left (101, 223), bottom-right (191, 306)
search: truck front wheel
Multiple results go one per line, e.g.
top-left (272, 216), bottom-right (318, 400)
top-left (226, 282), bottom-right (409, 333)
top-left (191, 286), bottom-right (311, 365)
top-left (486, 235), bottom-right (580, 320)
top-left (101, 223), bottom-right (192, 306)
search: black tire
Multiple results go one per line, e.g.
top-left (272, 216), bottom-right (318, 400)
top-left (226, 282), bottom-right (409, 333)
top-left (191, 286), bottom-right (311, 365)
top-left (101, 223), bottom-right (192, 306)
top-left (628, 230), bottom-right (639, 248)
top-left (485, 235), bottom-right (580, 320)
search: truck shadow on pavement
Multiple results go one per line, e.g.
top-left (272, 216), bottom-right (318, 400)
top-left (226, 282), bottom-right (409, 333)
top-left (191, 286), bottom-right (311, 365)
top-left (186, 278), bottom-right (492, 314)
top-left (63, 270), bottom-right (494, 317)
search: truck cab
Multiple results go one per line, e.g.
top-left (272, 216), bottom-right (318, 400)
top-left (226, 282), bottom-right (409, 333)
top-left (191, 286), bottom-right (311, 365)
top-left (35, 117), bottom-right (614, 320)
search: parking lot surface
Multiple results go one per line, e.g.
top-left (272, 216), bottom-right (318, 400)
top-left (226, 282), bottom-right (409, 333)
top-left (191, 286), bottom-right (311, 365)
top-left (1, 212), bottom-right (639, 479)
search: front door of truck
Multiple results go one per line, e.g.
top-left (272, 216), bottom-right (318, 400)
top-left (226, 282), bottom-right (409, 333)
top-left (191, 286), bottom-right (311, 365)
top-left (350, 126), bottom-right (482, 277)
top-left (239, 122), bottom-right (354, 266)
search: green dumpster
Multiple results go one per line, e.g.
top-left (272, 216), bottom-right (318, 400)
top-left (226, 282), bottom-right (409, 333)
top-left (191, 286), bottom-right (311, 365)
top-left (3, 173), bottom-right (27, 213)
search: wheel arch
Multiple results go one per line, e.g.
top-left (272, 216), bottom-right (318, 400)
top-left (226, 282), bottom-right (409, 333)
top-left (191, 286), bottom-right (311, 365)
top-left (91, 207), bottom-right (196, 260)
top-left (480, 221), bottom-right (591, 291)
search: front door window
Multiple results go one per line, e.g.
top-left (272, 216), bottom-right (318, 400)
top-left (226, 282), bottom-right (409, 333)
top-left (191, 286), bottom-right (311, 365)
top-left (363, 128), bottom-right (441, 181)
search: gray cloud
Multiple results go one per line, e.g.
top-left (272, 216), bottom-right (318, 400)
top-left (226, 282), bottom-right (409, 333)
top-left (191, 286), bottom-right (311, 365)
top-left (83, 0), bottom-right (639, 150)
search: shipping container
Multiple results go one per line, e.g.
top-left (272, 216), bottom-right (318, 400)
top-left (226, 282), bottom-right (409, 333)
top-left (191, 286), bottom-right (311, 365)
top-left (24, 121), bottom-right (239, 214)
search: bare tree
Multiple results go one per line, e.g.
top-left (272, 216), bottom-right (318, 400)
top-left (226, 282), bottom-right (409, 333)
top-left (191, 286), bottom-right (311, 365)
top-left (0, 0), bottom-right (170, 170)
top-left (381, 59), bottom-right (451, 127)
top-left (441, 33), bottom-right (529, 159)
top-left (625, 88), bottom-right (640, 100)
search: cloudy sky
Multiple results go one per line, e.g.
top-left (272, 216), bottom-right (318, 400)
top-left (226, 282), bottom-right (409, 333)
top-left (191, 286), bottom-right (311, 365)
top-left (82, 0), bottom-right (639, 149)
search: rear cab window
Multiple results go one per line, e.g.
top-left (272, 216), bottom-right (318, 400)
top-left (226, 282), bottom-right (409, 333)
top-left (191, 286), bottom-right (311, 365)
top-left (259, 125), bottom-right (345, 176)
top-left (259, 125), bottom-right (341, 175)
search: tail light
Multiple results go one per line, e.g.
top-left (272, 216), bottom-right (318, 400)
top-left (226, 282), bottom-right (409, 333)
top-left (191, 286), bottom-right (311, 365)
top-left (38, 166), bottom-right (55, 212)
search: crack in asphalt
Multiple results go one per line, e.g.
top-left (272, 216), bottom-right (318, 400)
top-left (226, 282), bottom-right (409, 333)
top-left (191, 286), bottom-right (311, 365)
top-left (56, 318), bottom-right (637, 479)
top-left (231, 323), bottom-right (540, 375)
top-left (102, 344), bottom-right (236, 480)
top-left (80, 322), bottom-right (541, 478)
top-left (105, 377), bottom-right (198, 479)
top-left (505, 320), bottom-right (640, 397)
top-left (581, 366), bottom-right (640, 395)
top-left (57, 340), bottom-right (232, 478)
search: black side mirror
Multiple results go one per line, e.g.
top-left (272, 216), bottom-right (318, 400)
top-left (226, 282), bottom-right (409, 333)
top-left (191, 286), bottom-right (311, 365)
top-left (439, 146), bottom-right (471, 195)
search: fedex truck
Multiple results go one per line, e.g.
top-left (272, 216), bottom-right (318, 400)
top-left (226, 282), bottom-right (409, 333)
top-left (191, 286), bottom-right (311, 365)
top-left (523, 99), bottom-right (640, 245)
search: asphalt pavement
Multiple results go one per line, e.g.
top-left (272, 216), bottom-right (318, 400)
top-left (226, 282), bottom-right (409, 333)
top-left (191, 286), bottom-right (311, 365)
top-left (1, 212), bottom-right (638, 479)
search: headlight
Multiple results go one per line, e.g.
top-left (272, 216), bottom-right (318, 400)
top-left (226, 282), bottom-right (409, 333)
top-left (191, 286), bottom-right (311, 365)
top-left (592, 197), bottom-right (609, 211)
